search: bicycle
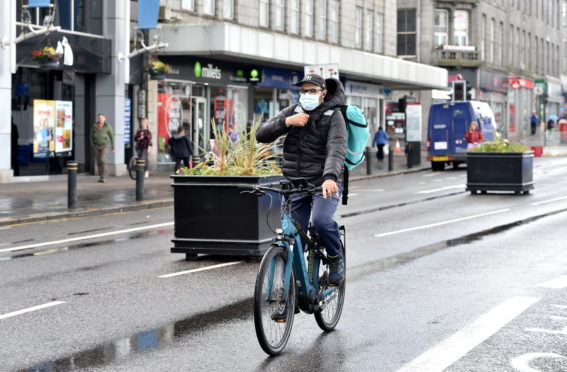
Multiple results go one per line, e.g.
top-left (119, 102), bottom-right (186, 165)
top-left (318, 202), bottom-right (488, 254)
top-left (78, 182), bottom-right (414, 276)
top-left (127, 153), bottom-right (138, 180)
top-left (241, 178), bottom-right (346, 355)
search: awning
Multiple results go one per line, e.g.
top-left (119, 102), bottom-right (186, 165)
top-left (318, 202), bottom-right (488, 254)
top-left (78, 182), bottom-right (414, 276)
top-left (152, 22), bottom-right (448, 90)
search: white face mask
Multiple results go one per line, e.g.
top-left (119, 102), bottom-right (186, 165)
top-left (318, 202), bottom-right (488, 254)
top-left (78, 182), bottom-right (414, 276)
top-left (299, 94), bottom-right (321, 111)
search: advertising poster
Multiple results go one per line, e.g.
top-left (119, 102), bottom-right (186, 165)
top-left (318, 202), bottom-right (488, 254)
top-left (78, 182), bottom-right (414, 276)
top-left (158, 92), bottom-right (183, 162)
top-left (33, 100), bottom-right (56, 158)
top-left (55, 101), bottom-right (73, 153)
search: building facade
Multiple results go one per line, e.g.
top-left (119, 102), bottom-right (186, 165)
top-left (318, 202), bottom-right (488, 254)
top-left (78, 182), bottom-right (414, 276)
top-left (398, 0), bottom-right (567, 147)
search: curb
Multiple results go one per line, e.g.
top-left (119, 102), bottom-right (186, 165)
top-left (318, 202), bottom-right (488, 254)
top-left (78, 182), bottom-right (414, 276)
top-left (350, 166), bottom-right (429, 182)
top-left (0, 199), bottom-right (174, 227)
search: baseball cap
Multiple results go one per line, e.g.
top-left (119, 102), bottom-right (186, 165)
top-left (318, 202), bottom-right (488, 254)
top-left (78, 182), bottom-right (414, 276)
top-left (294, 74), bottom-right (326, 89)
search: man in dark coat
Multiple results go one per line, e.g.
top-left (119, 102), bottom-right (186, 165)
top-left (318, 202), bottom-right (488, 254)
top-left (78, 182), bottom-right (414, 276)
top-left (168, 126), bottom-right (193, 172)
top-left (256, 74), bottom-right (347, 285)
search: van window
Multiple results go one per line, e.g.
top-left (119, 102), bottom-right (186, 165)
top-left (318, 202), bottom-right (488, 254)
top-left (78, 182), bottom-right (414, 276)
top-left (453, 110), bottom-right (463, 117)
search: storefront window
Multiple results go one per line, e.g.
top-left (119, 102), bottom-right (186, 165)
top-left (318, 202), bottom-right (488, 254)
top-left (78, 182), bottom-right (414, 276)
top-left (157, 81), bottom-right (192, 163)
top-left (210, 86), bottom-right (249, 135)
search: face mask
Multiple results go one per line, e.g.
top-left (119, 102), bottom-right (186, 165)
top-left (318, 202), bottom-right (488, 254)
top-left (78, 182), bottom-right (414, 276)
top-left (299, 94), bottom-right (321, 111)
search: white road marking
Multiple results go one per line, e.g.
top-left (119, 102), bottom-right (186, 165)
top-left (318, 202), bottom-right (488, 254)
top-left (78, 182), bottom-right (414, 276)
top-left (415, 184), bottom-right (465, 194)
top-left (511, 353), bottom-right (567, 372)
top-left (531, 196), bottom-right (567, 206)
top-left (537, 276), bottom-right (567, 289)
top-left (396, 296), bottom-right (540, 372)
top-left (375, 209), bottom-right (510, 238)
top-left (354, 189), bottom-right (384, 192)
top-left (423, 173), bottom-right (442, 178)
top-left (158, 261), bottom-right (243, 278)
top-left (0, 222), bottom-right (174, 254)
top-left (554, 305), bottom-right (567, 310)
top-left (0, 301), bottom-right (65, 320)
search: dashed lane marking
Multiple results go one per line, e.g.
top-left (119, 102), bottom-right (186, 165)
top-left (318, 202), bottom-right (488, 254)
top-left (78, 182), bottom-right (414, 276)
top-left (537, 276), bottom-right (567, 289)
top-left (531, 196), bottom-right (567, 206)
top-left (415, 184), bottom-right (465, 194)
top-left (396, 296), bottom-right (540, 372)
top-left (158, 261), bottom-right (243, 278)
top-left (0, 301), bottom-right (66, 320)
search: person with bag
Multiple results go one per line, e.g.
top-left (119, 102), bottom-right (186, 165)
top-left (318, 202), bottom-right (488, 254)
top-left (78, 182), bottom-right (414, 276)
top-left (372, 126), bottom-right (388, 161)
top-left (465, 121), bottom-right (484, 149)
top-left (168, 125), bottom-right (193, 172)
top-left (256, 74), bottom-right (347, 285)
top-left (134, 118), bottom-right (152, 178)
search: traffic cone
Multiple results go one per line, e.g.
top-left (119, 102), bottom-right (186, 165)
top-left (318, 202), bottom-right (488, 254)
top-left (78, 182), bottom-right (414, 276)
top-left (395, 139), bottom-right (402, 153)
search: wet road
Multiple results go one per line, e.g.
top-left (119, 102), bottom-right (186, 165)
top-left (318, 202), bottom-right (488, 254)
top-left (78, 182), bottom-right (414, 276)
top-left (1, 157), bottom-right (567, 371)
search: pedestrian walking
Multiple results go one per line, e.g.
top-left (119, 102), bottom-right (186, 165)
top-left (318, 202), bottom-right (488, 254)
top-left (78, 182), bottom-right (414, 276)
top-left (530, 112), bottom-right (538, 135)
top-left (134, 118), bottom-right (153, 178)
top-left (372, 126), bottom-right (388, 161)
top-left (465, 121), bottom-right (484, 149)
top-left (168, 125), bottom-right (193, 172)
top-left (11, 120), bottom-right (20, 176)
top-left (90, 113), bottom-right (115, 183)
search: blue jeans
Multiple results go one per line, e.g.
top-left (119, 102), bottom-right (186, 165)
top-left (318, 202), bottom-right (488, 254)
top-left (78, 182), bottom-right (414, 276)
top-left (286, 187), bottom-right (342, 256)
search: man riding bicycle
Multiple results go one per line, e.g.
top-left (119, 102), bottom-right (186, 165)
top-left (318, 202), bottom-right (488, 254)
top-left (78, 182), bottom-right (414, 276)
top-left (256, 74), bottom-right (347, 285)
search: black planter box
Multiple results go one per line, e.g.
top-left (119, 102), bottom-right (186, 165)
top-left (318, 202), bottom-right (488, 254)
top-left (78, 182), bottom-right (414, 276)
top-left (466, 152), bottom-right (534, 194)
top-left (170, 175), bottom-right (283, 258)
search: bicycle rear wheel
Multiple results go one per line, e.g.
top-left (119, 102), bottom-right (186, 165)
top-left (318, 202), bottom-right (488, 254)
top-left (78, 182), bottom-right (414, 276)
top-left (314, 241), bottom-right (346, 332)
top-left (128, 156), bottom-right (137, 180)
top-left (254, 245), bottom-right (295, 355)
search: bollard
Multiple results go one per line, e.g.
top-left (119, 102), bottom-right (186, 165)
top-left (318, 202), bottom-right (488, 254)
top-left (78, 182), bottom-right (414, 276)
top-left (365, 147), bottom-right (372, 175)
top-left (67, 161), bottom-right (78, 209)
top-left (406, 144), bottom-right (413, 169)
top-left (136, 159), bottom-right (145, 201)
top-left (388, 144), bottom-right (394, 171)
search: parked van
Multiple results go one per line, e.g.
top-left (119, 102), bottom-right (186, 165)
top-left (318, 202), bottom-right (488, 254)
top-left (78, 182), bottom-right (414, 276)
top-left (427, 100), bottom-right (497, 170)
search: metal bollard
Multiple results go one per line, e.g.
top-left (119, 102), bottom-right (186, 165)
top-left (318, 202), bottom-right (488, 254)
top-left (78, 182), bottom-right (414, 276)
top-left (406, 144), bottom-right (413, 169)
top-left (365, 147), bottom-right (372, 175)
top-left (136, 159), bottom-right (145, 201)
top-left (67, 161), bottom-right (78, 209)
top-left (388, 144), bottom-right (394, 171)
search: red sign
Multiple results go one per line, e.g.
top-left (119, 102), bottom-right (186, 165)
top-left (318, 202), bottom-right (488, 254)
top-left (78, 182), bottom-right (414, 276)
top-left (508, 77), bottom-right (534, 90)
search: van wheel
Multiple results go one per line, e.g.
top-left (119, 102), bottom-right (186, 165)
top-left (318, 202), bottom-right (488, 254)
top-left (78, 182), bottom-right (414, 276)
top-left (431, 161), bottom-right (445, 171)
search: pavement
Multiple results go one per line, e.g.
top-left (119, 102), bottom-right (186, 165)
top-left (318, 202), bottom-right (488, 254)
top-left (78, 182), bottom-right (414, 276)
top-left (0, 152), bottom-right (426, 227)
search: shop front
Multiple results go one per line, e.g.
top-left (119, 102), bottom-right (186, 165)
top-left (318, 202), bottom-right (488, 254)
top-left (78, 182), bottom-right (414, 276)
top-left (344, 80), bottom-right (384, 136)
top-left (478, 69), bottom-right (508, 134)
top-left (253, 67), bottom-right (302, 123)
top-left (507, 76), bottom-right (535, 144)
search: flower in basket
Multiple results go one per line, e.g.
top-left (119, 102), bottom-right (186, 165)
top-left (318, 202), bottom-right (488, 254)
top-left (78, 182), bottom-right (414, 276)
top-left (31, 46), bottom-right (62, 62)
top-left (147, 61), bottom-right (172, 74)
top-left (177, 120), bottom-right (282, 177)
top-left (468, 131), bottom-right (531, 153)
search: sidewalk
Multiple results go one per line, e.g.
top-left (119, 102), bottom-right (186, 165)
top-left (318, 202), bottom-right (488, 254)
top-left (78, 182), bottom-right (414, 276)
top-left (0, 156), bottom-right (428, 227)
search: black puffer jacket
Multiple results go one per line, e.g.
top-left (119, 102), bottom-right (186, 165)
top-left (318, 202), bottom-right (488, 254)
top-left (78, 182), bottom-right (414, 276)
top-left (256, 79), bottom-right (347, 186)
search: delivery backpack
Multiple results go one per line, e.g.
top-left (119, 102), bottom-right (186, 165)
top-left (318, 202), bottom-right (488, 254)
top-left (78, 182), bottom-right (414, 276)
top-left (294, 104), bottom-right (370, 205)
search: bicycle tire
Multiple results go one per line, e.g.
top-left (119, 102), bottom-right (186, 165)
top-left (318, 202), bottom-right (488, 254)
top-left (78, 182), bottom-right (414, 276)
top-left (314, 241), bottom-right (346, 332)
top-left (254, 245), bottom-right (295, 355)
top-left (128, 156), bottom-right (137, 180)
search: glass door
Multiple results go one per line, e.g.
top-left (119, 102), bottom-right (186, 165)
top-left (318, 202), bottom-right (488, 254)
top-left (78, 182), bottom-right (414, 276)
top-left (192, 97), bottom-right (207, 159)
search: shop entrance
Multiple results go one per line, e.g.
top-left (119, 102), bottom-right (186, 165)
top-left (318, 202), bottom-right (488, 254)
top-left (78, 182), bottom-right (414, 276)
top-left (191, 96), bottom-right (207, 160)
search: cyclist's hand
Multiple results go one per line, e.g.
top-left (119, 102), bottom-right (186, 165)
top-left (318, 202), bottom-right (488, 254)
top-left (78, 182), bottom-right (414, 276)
top-left (285, 113), bottom-right (309, 127)
top-left (322, 179), bottom-right (338, 199)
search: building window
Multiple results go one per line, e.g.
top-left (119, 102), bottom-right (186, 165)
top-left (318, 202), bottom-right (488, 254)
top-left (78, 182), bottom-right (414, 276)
top-left (303, 0), bottom-right (313, 37)
top-left (289, 0), bottom-right (300, 34)
top-left (355, 6), bottom-right (363, 48)
top-left (453, 10), bottom-right (469, 46)
top-left (203, 0), bottom-right (215, 15)
top-left (489, 18), bottom-right (495, 63)
top-left (274, 0), bottom-right (285, 30)
top-left (397, 8), bottom-right (416, 56)
top-left (181, 0), bottom-right (195, 11)
top-left (259, 0), bottom-right (269, 27)
top-left (223, 0), bottom-right (234, 19)
top-left (363, 9), bottom-right (373, 50)
top-left (498, 21), bottom-right (504, 65)
top-left (328, 0), bottom-right (339, 43)
top-left (374, 12), bottom-right (383, 53)
top-left (434, 9), bottom-right (449, 48)
top-left (317, 0), bottom-right (327, 40)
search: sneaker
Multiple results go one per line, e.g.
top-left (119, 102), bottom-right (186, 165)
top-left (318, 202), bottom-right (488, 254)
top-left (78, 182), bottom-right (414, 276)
top-left (98, 177), bottom-right (105, 183)
top-left (328, 252), bottom-right (344, 285)
top-left (271, 304), bottom-right (287, 323)
top-left (144, 171), bottom-right (149, 178)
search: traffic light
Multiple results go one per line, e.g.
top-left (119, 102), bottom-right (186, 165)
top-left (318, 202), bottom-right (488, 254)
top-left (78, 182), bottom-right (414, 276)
top-left (452, 80), bottom-right (466, 101)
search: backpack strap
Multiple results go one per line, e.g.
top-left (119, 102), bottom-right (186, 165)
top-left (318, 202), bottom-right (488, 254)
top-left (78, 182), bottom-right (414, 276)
top-left (342, 170), bottom-right (349, 205)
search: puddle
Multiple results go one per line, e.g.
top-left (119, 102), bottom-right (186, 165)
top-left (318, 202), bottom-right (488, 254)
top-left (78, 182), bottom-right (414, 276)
top-left (21, 297), bottom-right (253, 372)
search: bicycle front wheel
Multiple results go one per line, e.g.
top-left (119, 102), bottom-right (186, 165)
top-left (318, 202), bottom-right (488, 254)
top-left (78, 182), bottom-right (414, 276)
top-left (128, 156), bottom-right (137, 180)
top-left (254, 245), bottom-right (295, 355)
top-left (314, 242), bottom-right (346, 332)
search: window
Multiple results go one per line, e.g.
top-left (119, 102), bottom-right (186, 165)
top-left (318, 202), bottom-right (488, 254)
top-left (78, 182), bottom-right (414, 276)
top-left (363, 9), bottom-right (373, 50)
top-left (329, 0), bottom-right (339, 43)
top-left (223, 0), bottom-right (234, 19)
top-left (434, 9), bottom-right (449, 48)
top-left (489, 18), bottom-right (495, 63)
top-left (289, 0), bottom-right (300, 34)
top-left (181, 0), bottom-right (195, 11)
top-left (203, 0), bottom-right (215, 15)
top-left (274, 0), bottom-right (285, 30)
top-left (499, 21), bottom-right (504, 65)
top-left (46, 0), bottom-right (103, 34)
top-left (397, 8), bottom-right (416, 56)
top-left (317, 0), bottom-right (327, 40)
top-left (355, 6), bottom-right (363, 48)
top-left (259, 0), bottom-right (269, 27)
top-left (374, 12), bottom-right (383, 53)
top-left (453, 10), bottom-right (469, 46)
top-left (481, 14), bottom-right (486, 59)
top-left (303, 0), bottom-right (313, 37)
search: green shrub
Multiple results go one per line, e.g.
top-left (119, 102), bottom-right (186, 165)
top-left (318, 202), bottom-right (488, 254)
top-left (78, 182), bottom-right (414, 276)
top-left (468, 132), bottom-right (531, 153)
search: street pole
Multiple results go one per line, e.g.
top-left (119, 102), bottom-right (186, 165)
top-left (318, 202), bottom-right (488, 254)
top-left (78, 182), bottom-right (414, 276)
top-left (67, 161), bottom-right (78, 209)
top-left (136, 159), bottom-right (145, 201)
top-left (388, 143), bottom-right (394, 171)
top-left (366, 147), bottom-right (372, 175)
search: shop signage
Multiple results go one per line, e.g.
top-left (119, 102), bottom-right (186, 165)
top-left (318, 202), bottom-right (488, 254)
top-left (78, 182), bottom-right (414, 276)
top-left (194, 61), bottom-right (222, 79)
top-left (28, 0), bottom-right (51, 7)
top-left (231, 68), bottom-right (264, 83)
top-left (304, 63), bottom-right (340, 79)
top-left (345, 81), bottom-right (383, 97)
top-left (406, 103), bottom-right (422, 142)
top-left (257, 67), bottom-right (300, 89)
top-left (124, 98), bottom-right (131, 146)
top-left (509, 77), bottom-right (534, 90)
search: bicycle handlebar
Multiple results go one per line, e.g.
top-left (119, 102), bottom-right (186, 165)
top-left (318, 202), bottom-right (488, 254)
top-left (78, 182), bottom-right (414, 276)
top-left (238, 180), bottom-right (322, 197)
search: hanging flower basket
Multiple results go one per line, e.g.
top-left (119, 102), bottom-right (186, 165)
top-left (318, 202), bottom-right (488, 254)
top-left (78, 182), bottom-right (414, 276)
top-left (31, 46), bottom-right (62, 69)
top-left (146, 61), bottom-right (172, 80)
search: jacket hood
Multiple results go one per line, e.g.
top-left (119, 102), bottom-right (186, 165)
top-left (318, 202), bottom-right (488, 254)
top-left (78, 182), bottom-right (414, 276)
top-left (322, 78), bottom-right (346, 110)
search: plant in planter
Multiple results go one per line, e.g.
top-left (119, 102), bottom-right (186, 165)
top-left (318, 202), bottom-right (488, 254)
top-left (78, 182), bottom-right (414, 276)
top-left (466, 135), bottom-right (534, 195)
top-left (171, 121), bottom-right (283, 259)
top-left (31, 46), bottom-right (62, 68)
top-left (146, 61), bottom-right (172, 80)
